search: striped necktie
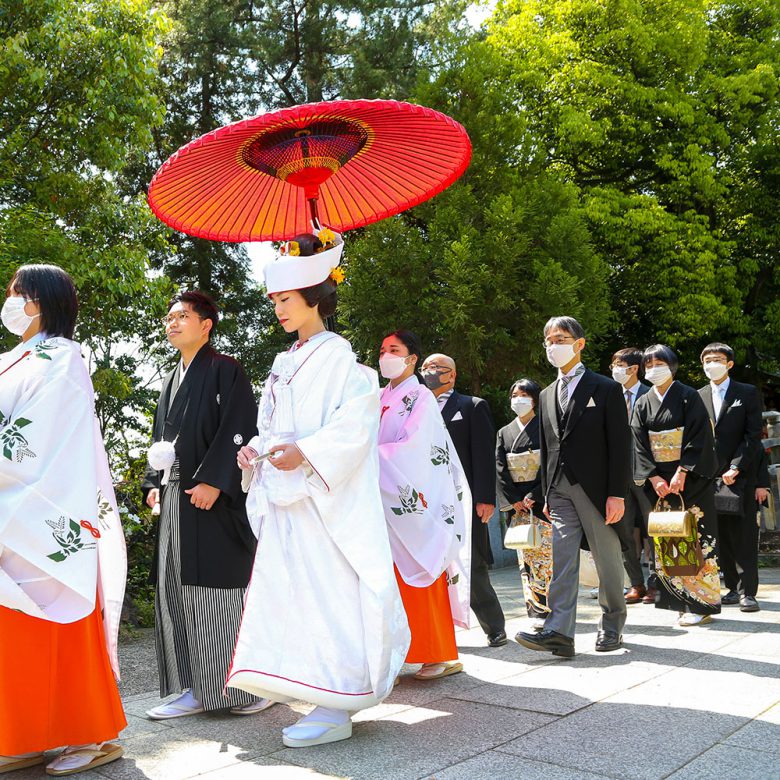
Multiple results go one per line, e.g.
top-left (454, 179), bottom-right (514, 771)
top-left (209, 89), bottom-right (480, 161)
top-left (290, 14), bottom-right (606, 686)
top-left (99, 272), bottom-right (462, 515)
top-left (558, 364), bottom-right (585, 414)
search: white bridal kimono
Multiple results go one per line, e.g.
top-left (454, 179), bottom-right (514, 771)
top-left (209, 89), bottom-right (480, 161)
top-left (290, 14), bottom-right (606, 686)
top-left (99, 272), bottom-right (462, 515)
top-left (227, 332), bottom-right (410, 710)
top-left (378, 375), bottom-right (472, 627)
top-left (0, 333), bottom-right (126, 676)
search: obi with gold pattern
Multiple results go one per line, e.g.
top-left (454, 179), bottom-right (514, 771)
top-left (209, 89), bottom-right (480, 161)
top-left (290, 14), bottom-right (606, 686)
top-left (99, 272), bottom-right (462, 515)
top-left (507, 449), bottom-right (540, 483)
top-left (649, 427), bottom-right (683, 463)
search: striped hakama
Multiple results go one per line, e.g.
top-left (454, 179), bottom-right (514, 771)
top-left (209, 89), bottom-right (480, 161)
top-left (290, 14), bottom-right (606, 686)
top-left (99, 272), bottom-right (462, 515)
top-left (155, 465), bottom-right (255, 710)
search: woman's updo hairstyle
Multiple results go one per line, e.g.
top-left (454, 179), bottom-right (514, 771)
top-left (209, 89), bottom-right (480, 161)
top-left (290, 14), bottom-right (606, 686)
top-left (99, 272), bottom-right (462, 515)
top-left (292, 232), bottom-right (338, 319)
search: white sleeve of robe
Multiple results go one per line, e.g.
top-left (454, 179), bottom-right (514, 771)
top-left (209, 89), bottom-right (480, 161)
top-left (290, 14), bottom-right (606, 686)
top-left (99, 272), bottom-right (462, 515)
top-left (378, 384), bottom-right (472, 627)
top-left (0, 338), bottom-right (126, 676)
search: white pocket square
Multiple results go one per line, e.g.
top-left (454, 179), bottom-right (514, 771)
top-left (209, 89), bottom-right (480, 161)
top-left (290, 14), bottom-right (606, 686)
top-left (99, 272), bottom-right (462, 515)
top-left (451, 411), bottom-right (464, 421)
top-left (587, 397), bottom-right (596, 408)
top-left (731, 399), bottom-right (742, 407)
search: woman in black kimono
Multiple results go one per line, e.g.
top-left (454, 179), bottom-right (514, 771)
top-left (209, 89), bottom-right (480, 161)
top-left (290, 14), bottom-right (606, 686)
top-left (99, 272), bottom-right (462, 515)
top-left (495, 379), bottom-right (549, 623)
top-left (632, 345), bottom-right (721, 626)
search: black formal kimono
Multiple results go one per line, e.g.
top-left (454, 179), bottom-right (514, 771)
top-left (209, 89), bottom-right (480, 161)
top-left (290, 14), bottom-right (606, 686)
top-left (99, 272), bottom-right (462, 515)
top-left (496, 415), bottom-right (549, 617)
top-left (142, 343), bottom-right (259, 709)
top-left (632, 381), bottom-right (721, 616)
top-left (699, 379), bottom-right (763, 599)
top-left (442, 390), bottom-right (505, 637)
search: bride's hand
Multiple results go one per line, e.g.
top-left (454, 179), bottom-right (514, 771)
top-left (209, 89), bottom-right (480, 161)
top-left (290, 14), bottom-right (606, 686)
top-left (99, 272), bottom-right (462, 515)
top-left (237, 446), bottom-right (259, 470)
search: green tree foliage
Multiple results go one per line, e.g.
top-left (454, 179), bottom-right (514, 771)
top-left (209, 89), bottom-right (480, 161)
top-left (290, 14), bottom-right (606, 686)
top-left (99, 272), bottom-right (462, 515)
top-left (122, 0), bottom-right (471, 385)
top-left (487, 0), bottom-right (780, 382)
top-left (339, 38), bottom-right (613, 418)
top-left (0, 0), bottom-right (175, 455)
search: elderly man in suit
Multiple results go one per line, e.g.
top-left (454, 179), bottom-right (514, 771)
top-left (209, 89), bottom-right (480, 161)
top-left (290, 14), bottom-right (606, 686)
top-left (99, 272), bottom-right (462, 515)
top-left (698, 342), bottom-right (764, 612)
top-left (610, 347), bottom-right (654, 604)
top-left (516, 316), bottom-right (630, 657)
top-left (420, 353), bottom-right (507, 647)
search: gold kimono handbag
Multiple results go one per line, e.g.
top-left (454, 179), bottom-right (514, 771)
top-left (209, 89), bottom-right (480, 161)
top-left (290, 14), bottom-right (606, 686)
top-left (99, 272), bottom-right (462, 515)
top-left (647, 493), bottom-right (693, 537)
top-left (503, 509), bottom-right (541, 550)
top-left (648, 494), bottom-right (704, 577)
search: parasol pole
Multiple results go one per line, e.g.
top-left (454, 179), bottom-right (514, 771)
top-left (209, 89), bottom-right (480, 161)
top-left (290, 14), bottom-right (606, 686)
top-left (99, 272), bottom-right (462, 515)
top-left (308, 196), bottom-right (322, 232)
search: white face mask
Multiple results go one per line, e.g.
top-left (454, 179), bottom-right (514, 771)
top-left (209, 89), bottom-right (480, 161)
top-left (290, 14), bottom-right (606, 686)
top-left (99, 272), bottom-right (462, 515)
top-left (703, 362), bottom-right (728, 381)
top-left (1, 296), bottom-right (39, 336)
top-left (645, 365), bottom-right (673, 387)
top-left (611, 366), bottom-right (630, 385)
top-left (379, 353), bottom-right (411, 380)
top-left (546, 342), bottom-right (577, 368)
top-left (511, 396), bottom-right (533, 417)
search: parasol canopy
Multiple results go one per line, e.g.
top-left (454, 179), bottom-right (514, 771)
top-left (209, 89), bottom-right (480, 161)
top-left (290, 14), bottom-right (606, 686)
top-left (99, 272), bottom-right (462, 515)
top-left (147, 99), bottom-right (471, 242)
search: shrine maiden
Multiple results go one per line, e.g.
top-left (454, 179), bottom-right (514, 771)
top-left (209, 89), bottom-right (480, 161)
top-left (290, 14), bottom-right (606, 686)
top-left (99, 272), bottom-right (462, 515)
top-left (377, 329), bottom-right (471, 681)
top-left (0, 264), bottom-right (126, 776)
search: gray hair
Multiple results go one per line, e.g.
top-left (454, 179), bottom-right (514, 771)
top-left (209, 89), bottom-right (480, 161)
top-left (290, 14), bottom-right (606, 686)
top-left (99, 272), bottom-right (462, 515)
top-left (543, 316), bottom-right (585, 340)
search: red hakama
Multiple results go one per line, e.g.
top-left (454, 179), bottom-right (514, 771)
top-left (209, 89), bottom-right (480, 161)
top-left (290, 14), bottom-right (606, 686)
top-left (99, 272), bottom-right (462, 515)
top-left (0, 602), bottom-right (126, 755)
top-left (394, 568), bottom-right (457, 664)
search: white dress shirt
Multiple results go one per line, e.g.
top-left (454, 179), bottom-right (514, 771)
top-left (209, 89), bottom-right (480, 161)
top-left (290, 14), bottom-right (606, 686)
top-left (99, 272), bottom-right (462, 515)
top-left (557, 361), bottom-right (585, 399)
top-left (436, 388), bottom-right (454, 411)
top-left (711, 376), bottom-right (730, 420)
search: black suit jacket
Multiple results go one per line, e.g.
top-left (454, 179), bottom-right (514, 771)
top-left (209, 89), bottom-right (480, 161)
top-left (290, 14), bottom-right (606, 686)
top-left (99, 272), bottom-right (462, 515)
top-left (539, 367), bottom-right (631, 516)
top-left (441, 390), bottom-right (497, 563)
top-left (699, 379), bottom-right (763, 482)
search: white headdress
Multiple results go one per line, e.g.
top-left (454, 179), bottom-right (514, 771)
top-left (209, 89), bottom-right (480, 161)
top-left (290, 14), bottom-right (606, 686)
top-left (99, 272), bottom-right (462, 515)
top-left (264, 229), bottom-right (344, 295)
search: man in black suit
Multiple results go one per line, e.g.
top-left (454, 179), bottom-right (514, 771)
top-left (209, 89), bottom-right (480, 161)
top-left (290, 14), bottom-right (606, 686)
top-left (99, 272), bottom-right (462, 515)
top-left (698, 342), bottom-right (764, 612)
top-left (421, 353), bottom-right (507, 647)
top-left (610, 347), bottom-right (654, 604)
top-left (516, 317), bottom-right (630, 657)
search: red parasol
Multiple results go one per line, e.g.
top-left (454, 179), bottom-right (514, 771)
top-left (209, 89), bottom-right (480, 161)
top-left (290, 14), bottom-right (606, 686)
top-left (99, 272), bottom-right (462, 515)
top-left (147, 99), bottom-right (471, 242)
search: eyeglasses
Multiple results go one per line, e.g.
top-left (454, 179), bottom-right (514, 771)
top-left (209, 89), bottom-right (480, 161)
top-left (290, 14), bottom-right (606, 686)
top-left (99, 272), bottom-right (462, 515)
top-left (162, 312), bottom-right (201, 326)
top-left (543, 336), bottom-right (575, 347)
top-left (423, 364), bottom-right (452, 372)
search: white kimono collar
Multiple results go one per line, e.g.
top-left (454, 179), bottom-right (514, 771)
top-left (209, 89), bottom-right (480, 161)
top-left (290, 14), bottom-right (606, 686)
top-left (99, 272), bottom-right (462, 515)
top-left (381, 373), bottom-right (420, 402)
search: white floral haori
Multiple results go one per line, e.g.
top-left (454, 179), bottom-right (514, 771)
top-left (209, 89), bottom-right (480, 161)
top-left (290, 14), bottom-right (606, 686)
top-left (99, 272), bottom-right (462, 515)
top-left (0, 333), bottom-right (126, 676)
top-left (378, 375), bottom-right (472, 628)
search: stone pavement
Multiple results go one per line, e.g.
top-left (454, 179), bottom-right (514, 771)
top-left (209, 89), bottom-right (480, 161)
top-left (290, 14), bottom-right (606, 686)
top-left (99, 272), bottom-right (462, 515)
top-left (16, 567), bottom-right (780, 780)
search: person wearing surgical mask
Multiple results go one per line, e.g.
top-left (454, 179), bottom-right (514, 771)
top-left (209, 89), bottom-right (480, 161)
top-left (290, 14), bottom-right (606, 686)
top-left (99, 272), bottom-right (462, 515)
top-left (421, 352), bottom-right (507, 649)
top-left (0, 265), bottom-right (127, 776)
top-left (376, 331), bottom-right (471, 681)
top-left (495, 379), bottom-right (549, 627)
top-left (698, 342), bottom-right (763, 613)
top-left (632, 344), bottom-right (720, 627)
top-left (609, 348), bottom-right (655, 606)
top-left (516, 316), bottom-right (630, 659)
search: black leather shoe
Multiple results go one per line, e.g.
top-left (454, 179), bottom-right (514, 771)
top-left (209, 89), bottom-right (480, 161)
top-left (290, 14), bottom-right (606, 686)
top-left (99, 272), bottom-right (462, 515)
top-left (739, 596), bottom-right (760, 613)
top-left (515, 629), bottom-right (574, 658)
top-left (721, 590), bottom-right (740, 605)
top-left (488, 630), bottom-right (508, 647)
top-left (595, 630), bottom-right (623, 652)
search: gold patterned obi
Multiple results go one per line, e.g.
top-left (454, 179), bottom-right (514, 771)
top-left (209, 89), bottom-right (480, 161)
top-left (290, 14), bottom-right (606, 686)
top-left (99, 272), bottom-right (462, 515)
top-left (649, 427), bottom-right (683, 463)
top-left (507, 449), bottom-right (541, 483)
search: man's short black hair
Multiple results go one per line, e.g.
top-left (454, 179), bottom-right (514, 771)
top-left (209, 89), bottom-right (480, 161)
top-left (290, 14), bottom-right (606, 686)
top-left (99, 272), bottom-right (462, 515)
top-left (642, 344), bottom-right (679, 375)
top-left (168, 290), bottom-right (219, 339)
top-left (612, 347), bottom-right (643, 368)
top-left (700, 342), bottom-right (734, 363)
top-left (8, 264), bottom-right (78, 339)
top-left (543, 316), bottom-right (585, 340)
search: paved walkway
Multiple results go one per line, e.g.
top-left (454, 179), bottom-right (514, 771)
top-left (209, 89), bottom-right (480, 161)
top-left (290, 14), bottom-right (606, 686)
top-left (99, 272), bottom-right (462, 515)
top-left (17, 567), bottom-right (780, 779)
